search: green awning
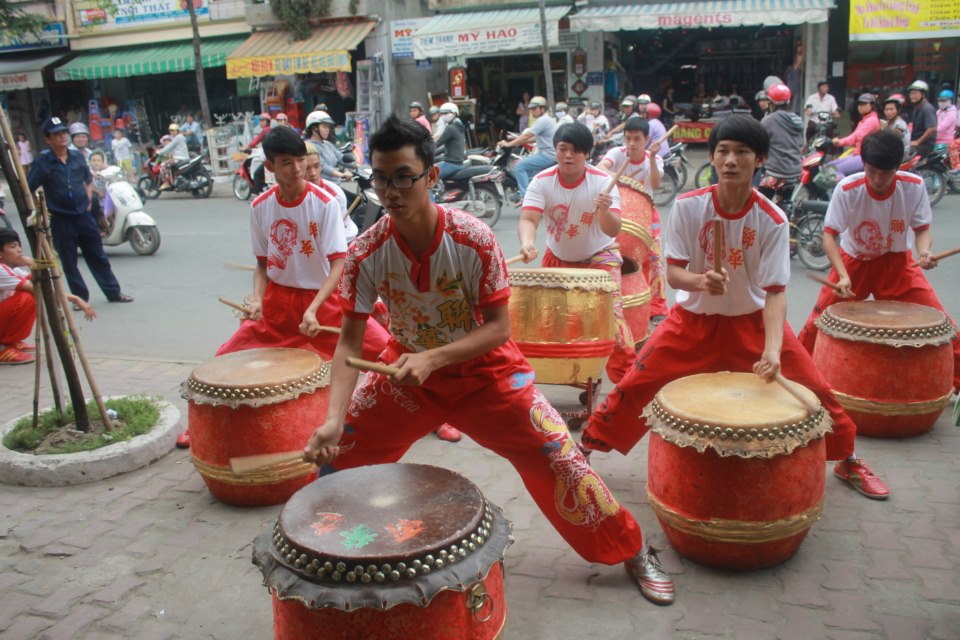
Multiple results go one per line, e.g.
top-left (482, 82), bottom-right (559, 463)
top-left (54, 36), bottom-right (246, 81)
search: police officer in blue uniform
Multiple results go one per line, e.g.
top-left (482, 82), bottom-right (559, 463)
top-left (27, 117), bottom-right (133, 303)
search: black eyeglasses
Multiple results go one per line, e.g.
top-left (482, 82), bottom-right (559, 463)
top-left (371, 166), bottom-right (431, 190)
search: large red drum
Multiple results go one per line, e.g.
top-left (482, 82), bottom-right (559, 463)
top-left (615, 175), bottom-right (654, 277)
top-left (182, 348), bottom-right (329, 506)
top-left (252, 463), bottom-right (512, 640)
top-left (620, 271), bottom-right (651, 344)
top-left (645, 372), bottom-right (829, 570)
top-left (813, 301), bottom-right (957, 438)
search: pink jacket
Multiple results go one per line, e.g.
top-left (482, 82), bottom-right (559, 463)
top-left (937, 106), bottom-right (957, 144)
top-left (837, 111), bottom-right (880, 154)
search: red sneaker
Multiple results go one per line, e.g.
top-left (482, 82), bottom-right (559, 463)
top-left (176, 430), bottom-right (191, 449)
top-left (833, 457), bottom-right (890, 500)
top-left (0, 346), bottom-right (34, 365)
top-left (434, 424), bottom-right (461, 443)
top-left (13, 341), bottom-right (35, 352)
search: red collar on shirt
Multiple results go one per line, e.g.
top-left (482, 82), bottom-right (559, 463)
top-left (865, 177), bottom-right (897, 201)
top-left (389, 204), bottom-right (446, 293)
top-left (710, 185), bottom-right (757, 220)
top-left (558, 169), bottom-right (586, 189)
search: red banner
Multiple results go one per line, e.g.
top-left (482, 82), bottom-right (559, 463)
top-left (673, 121), bottom-right (716, 144)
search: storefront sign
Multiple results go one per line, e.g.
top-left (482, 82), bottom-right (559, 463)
top-left (585, 72), bottom-right (602, 86)
top-left (572, 48), bottom-right (586, 76)
top-left (0, 22), bottom-right (66, 51)
top-left (391, 18), bottom-right (432, 59)
top-left (0, 70), bottom-right (43, 91)
top-left (72, 0), bottom-right (209, 33)
top-left (413, 22), bottom-right (559, 59)
top-left (449, 66), bottom-right (467, 99)
top-left (226, 51), bottom-right (352, 79)
top-left (673, 121), bottom-right (716, 144)
top-left (850, 0), bottom-right (960, 41)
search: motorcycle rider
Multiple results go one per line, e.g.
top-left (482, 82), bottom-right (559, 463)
top-left (752, 90), bottom-right (770, 121)
top-left (829, 93), bottom-right (881, 179)
top-left (555, 101), bottom-right (574, 126)
top-left (409, 101), bottom-right (431, 132)
top-left (803, 80), bottom-right (840, 144)
top-left (156, 122), bottom-right (190, 191)
top-left (881, 94), bottom-right (911, 162)
top-left (68, 122), bottom-right (93, 162)
top-left (906, 80), bottom-right (937, 157)
top-left (242, 112), bottom-right (274, 194)
top-left (434, 102), bottom-right (466, 181)
top-left (304, 110), bottom-right (357, 210)
top-left (759, 83), bottom-right (804, 197)
top-left (498, 96), bottom-right (556, 198)
top-left (935, 89), bottom-right (956, 151)
top-left (642, 103), bottom-right (670, 159)
top-left (577, 101), bottom-right (609, 139)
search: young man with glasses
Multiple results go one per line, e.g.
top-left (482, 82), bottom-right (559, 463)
top-left (304, 115), bottom-right (676, 606)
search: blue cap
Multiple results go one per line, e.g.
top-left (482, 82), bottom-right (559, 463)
top-left (41, 116), bottom-right (68, 134)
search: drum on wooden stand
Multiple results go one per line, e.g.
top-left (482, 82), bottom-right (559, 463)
top-left (182, 348), bottom-right (330, 506)
top-left (645, 372), bottom-right (830, 570)
top-left (813, 300), bottom-right (957, 438)
top-left (508, 268), bottom-right (616, 385)
top-left (616, 176), bottom-right (655, 343)
top-left (252, 463), bottom-right (512, 640)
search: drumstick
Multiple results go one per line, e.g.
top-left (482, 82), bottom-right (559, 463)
top-left (774, 374), bottom-right (819, 415)
top-left (712, 219), bottom-right (723, 274)
top-left (223, 262), bottom-right (256, 271)
top-left (804, 272), bottom-right (845, 294)
top-left (316, 325), bottom-right (341, 334)
top-left (229, 450), bottom-right (308, 476)
top-left (654, 125), bottom-right (679, 146)
top-left (505, 255), bottom-right (526, 266)
top-left (911, 246), bottom-right (960, 267)
top-left (344, 195), bottom-right (362, 221)
top-left (345, 357), bottom-right (400, 376)
top-left (218, 296), bottom-right (250, 313)
top-left (603, 157), bottom-right (630, 195)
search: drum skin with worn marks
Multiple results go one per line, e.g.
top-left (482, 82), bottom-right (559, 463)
top-left (508, 268), bottom-right (616, 385)
top-left (181, 348), bottom-right (329, 506)
top-left (252, 463), bottom-right (512, 640)
top-left (813, 301), bottom-right (957, 438)
top-left (645, 372), bottom-right (830, 570)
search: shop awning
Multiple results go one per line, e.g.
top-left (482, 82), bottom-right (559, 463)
top-left (226, 20), bottom-right (375, 79)
top-left (413, 7), bottom-right (570, 60)
top-left (570, 0), bottom-right (835, 32)
top-left (0, 52), bottom-right (67, 91)
top-left (54, 36), bottom-right (245, 81)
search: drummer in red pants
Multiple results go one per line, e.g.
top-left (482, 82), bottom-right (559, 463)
top-left (304, 116), bottom-right (676, 606)
top-left (797, 129), bottom-right (960, 392)
top-left (517, 122), bottom-right (635, 383)
top-left (581, 115), bottom-right (891, 500)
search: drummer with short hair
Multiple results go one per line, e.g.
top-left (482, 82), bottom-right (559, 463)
top-left (304, 115), bottom-right (676, 606)
top-left (797, 129), bottom-right (960, 391)
top-left (517, 122), bottom-right (635, 384)
top-left (597, 117), bottom-right (669, 323)
top-left (581, 115), bottom-right (891, 500)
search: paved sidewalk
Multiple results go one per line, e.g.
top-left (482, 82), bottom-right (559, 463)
top-left (1, 355), bottom-right (958, 639)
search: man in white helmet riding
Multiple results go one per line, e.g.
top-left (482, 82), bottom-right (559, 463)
top-left (497, 96), bottom-right (557, 198)
top-left (906, 80), bottom-right (937, 157)
top-left (434, 102), bottom-right (466, 181)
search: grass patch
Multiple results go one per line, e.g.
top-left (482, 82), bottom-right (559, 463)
top-left (3, 396), bottom-right (161, 455)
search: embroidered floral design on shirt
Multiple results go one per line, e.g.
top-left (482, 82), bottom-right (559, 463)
top-left (546, 204), bottom-right (569, 242)
top-left (853, 219), bottom-right (884, 259)
top-left (414, 324), bottom-right (447, 350)
top-left (268, 218), bottom-right (298, 270)
top-left (437, 298), bottom-right (471, 332)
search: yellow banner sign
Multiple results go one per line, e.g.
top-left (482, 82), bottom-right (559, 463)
top-left (850, 0), bottom-right (960, 41)
top-left (226, 51), bottom-right (351, 79)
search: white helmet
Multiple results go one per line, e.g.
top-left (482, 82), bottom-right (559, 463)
top-left (305, 110), bottom-right (334, 128)
top-left (637, 94), bottom-right (652, 104)
top-left (908, 80), bottom-right (929, 94)
top-left (68, 122), bottom-right (90, 137)
top-left (438, 102), bottom-right (459, 115)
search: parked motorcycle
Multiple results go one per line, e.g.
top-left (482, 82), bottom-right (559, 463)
top-left (98, 166), bottom-right (161, 255)
top-left (901, 147), bottom-right (948, 207)
top-left (758, 171), bottom-right (829, 271)
top-left (349, 164), bottom-right (386, 234)
top-left (233, 150), bottom-right (260, 200)
top-left (138, 153), bottom-right (214, 200)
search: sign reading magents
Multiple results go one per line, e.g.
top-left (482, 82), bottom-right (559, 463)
top-left (73, 0), bottom-right (209, 33)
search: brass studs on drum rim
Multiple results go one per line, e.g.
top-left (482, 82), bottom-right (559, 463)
top-left (649, 398), bottom-right (823, 443)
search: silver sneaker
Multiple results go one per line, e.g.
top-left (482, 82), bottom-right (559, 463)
top-left (625, 545), bottom-right (675, 605)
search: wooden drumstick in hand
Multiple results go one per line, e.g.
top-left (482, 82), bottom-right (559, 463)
top-left (218, 296), bottom-right (250, 314)
top-left (712, 219), bottom-right (723, 274)
top-left (505, 255), bottom-right (526, 266)
top-left (654, 125), bottom-right (679, 146)
top-left (230, 451), bottom-right (308, 476)
top-left (804, 272), bottom-right (846, 295)
top-left (345, 357), bottom-right (400, 376)
top-left (774, 374), bottom-right (819, 415)
top-left (911, 246), bottom-right (960, 267)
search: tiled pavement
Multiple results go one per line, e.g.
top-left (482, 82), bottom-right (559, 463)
top-left (1, 356), bottom-right (958, 639)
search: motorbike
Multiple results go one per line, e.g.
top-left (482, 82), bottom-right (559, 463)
top-left (233, 150), bottom-right (262, 200)
top-left (349, 164), bottom-right (386, 234)
top-left (650, 143), bottom-right (691, 206)
top-left (758, 171), bottom-right (829, 271)
top-left (97, 166), bottom-right (161, 255)
top-left (0, 184), bottom-right (10, 232)
top-left (138, 152), bottom-right (214, 200)
top-left (432, 156), bottom-right (505, 228)
top-left (901, 147), bottom-right (948, 207)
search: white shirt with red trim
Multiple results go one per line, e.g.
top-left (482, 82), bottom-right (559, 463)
top-left (522, 165), bottom-right (621, 263)
top-left (601, 146), bottom-right (664, 193)
top-left (250, 182), bottom-right (347, 290)
top-left (0, 264), bottom-right (30, 302)
top-left (824, 171), bottom-right (931, 260)
top-left (665, 185), bottom-right (790, 316)
top-left (314, 178), bottom-right (358, 242)
top-left (339, 206), bottom-right (510, 354)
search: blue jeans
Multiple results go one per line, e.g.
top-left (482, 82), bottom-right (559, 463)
top-left (438, 161), bottom-right (463, 181)
top-left (515, 152), bottom-right (557, 197)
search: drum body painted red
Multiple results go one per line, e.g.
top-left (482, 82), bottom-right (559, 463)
top-left (813, 301), bottom-right (956, 438)
top-left (183, 348), bottom-right (329, 506)
top-left (616, 177), bottom-right (655, 343)
top-left (620, 271), bottom-right (651, 344)
top-left (645, 373), bottom-right (829, 570)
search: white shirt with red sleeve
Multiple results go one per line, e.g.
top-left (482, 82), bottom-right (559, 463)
top-left (315, 178), bottom-right (358, 242)
top-left (824, 172), bottom-right (930, 260)
top-left (339, 205), bottom-right (510, 354)
top-left (0, 264), bottom-right (30, 302)
top-left (665, 185), bottom-right (790, 316)
top-left (601, 146), bottom-right (664, 193)
top-left (250, 182), bottom-right (347, 290)
top-left (522, 165), bottom-right (621, 262)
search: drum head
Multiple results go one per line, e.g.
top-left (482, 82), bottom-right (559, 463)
top-left (508, 267), bottom-right (617, 292)
top-left (826, 301), bottom-right (946, 330)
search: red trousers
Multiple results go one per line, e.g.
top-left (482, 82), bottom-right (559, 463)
top-left (217, 281), bottom-right (389, 360)
top-left (325, 340), bottom-right (645, 565)
top-left (542, 246), bottom-right (635, 384)
top-left (797, 250), bottom-right (960, 391)
top-left (0, 291), bottom-right (36, 346)
top-left (583, 306), bottom-right (857, 461)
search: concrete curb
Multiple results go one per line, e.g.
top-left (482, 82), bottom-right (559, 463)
top-left (0, 399), bottom-right (182, 487)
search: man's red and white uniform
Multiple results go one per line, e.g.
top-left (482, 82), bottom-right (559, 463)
top-left (0, 264), bottom-right (36, 347)
top-left (582, 185), bottom-right (858, 460)
top-left (217, 182), bottom-right (388, 359)
top-left (523, 165), bottom-right (634, 383)
top-left (333, 205), bottom-right (644, 565)
top-left (314, 178), bottom-right (358, 242)
top-left (798, 172), bottom-right (960, 389)
top-left (601, 147), bottom-right (669, 317)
